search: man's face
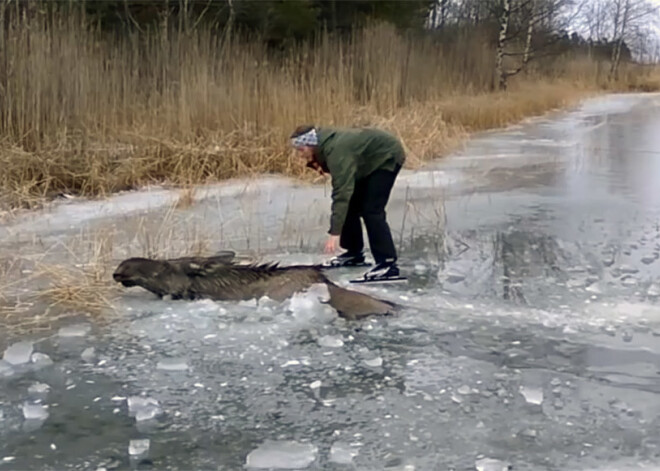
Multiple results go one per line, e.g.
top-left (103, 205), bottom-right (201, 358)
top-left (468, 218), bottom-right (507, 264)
top-left (295, 145), bottom-right (315, 164)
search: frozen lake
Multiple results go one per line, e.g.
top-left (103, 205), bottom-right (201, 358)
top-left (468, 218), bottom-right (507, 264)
top-left (2, 93), bottom-right (660, 470)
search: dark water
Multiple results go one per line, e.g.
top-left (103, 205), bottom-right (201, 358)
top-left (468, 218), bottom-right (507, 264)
top-left (2, 93), bottom-right (660, 470)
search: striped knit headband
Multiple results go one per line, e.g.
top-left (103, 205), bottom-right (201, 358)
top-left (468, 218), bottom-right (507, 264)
top-left (291, 128), bottom-right (319, 148)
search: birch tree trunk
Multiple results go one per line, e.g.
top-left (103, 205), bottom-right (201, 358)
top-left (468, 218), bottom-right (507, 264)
top-left (522, 0), bottom-right (535, 70)
top-left (495, 0), bottom-right (511, 90)
top-left (609, 0), bottom-right (630, 81)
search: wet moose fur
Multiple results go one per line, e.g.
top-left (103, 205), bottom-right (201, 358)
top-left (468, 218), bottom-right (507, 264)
top-left (113, 251), bottom-right (396, 320)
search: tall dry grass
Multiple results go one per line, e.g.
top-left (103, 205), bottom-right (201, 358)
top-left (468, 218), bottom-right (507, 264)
top-left (0, 6), bottom-right (658, 209)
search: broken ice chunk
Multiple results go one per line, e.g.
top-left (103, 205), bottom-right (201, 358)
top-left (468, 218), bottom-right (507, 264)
top-left (288, 291), bottom-right (325, 318)
top-left (648, 284), bottom-right (660, 297)
top-left (317, 336), bottom-right (344, 348)
top-left (58, 323), bottom-right (92, 338)
top-left (136, 407), bottom-right (160, 422)
top-left (621, 329), bottom-right (633, 342)
top-left (22, 402), bottom-right (49, 421)
top-left (457, 385), bottom-right (471, 395)
top-left (128, 439), bottom-right (150, 457)
top-left (519, 386), bottom-right (543, 405)
top-left (621, 276), bottom-right (638, 287)
top-left (156, 358), bottom-right (189, 371)
top-left (586, 282), bottom-right (603, 294)
top-left (27, 383), bottom-right (50, 398)
top-left (127, 396), bottom-right (157, 414)
top-left (520, 428), bottom-right (538, 439)
top-left (619, 265), bottom-right (639, 274)
top-left (31, 353), bottom-right (54, 368)
top-left (364, 357), bottom-right (383, 368)
top-left (246, 441), bottom-right (318, 469)
top-left (475, 457), bottom-right (511, 471)
top-left (81, 347), bottom-right (96, 362)
top-left (127, 396), bottom-right (162, 421)
top-left (444, 272), bottom-right (466, 284)
top-left (3, 342), bottom-right (33, 365)
top-left (329, 442), bottom-right (359, 464)
top-left (239, 299), bottom-right (258, 308)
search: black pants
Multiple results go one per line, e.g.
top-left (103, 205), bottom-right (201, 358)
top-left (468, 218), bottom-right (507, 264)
top-left (340, 165), bottom-right (400, 265)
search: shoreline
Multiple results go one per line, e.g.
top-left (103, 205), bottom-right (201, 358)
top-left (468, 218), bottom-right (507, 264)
top-left (0, 91), bottom-right (657, 336)
top-left (3, 86), bottom-right (658, 221)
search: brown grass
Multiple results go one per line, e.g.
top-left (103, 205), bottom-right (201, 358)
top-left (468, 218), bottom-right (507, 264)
top-left (1, 8), bottom-right (659, 210)
top-left (1, 9), bottom-right (659, 333)
top-left (0, 228), bottom-right (122, 338)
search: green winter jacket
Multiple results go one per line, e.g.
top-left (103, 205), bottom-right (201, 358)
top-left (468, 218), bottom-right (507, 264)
top-left (315, 127), bottom-right (406, 236)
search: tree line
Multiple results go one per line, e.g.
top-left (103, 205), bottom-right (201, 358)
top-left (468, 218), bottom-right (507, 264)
top-left (3, 0), bottom-right (659, 89)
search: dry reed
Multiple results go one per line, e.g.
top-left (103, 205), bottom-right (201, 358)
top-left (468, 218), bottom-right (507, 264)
top-left (1, 8), bottom-right (659, 333)
top-left (1, 8), bottom-right (658, 210)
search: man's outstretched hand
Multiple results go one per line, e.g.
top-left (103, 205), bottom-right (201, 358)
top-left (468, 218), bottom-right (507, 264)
top-left (324, 235), bottom-right (340, 254)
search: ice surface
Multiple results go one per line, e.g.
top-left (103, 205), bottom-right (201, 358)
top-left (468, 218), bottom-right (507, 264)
top-left (128, 439), bottom-right (150, 456)
top-left (442, 271), bottom-right (466, 284)
top-left (3, 342), bottom-right (33, 365)
top-left (618, 265), bottom-right (639, 274)
top-left (28, 382), bottom-right (50, 398)
top-left (245, 441), bottom-right (318, 469)
top-left (2, 93), bottom-right (660, 471)
top-left (414, 263), bottom-right (429, 274)
top-left (22, 402), bottom-right (49, 421)
top-left (156, 357), bottom-right (189, 371)
top-left (0, 360), bottom-right (14, 377)
top-left (586, 282), bottom-right (604, 294)
top-left (519, 386), bottom-right (544, 405)
top-left (519, 428), bottom-right (537, 439)
top-left (621, 329), bottom-right (634, 342)
top-left (81, 347), bottom-right (96, 362)
top-left (329, 442), bottom-right (359, 464)
top-left (58, 323), bottom-right (92, 338)
top-left (127, 396), bottom-right (162, 421)
top-left (475, 457), bottom-right (511, 471)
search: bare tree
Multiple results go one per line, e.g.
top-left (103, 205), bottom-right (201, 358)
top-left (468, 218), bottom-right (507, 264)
top-left (609, 0), bottom-right (660, 79)
top-left (495, 0), bottom-right (512, 90)
top-left (522, 0), bottom-right (536, 67)
top-left (496, 0), bottom-right (582, 89)
top-left (609, 0), bottom-right (629, 79)
top-left (581, 0), bottom-right (610, 41)
top-left (577, 0), bottom-right (659, 76)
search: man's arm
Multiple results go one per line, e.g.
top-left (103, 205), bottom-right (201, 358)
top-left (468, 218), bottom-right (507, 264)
top-left (326, 152), bottom-right (357, 236)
